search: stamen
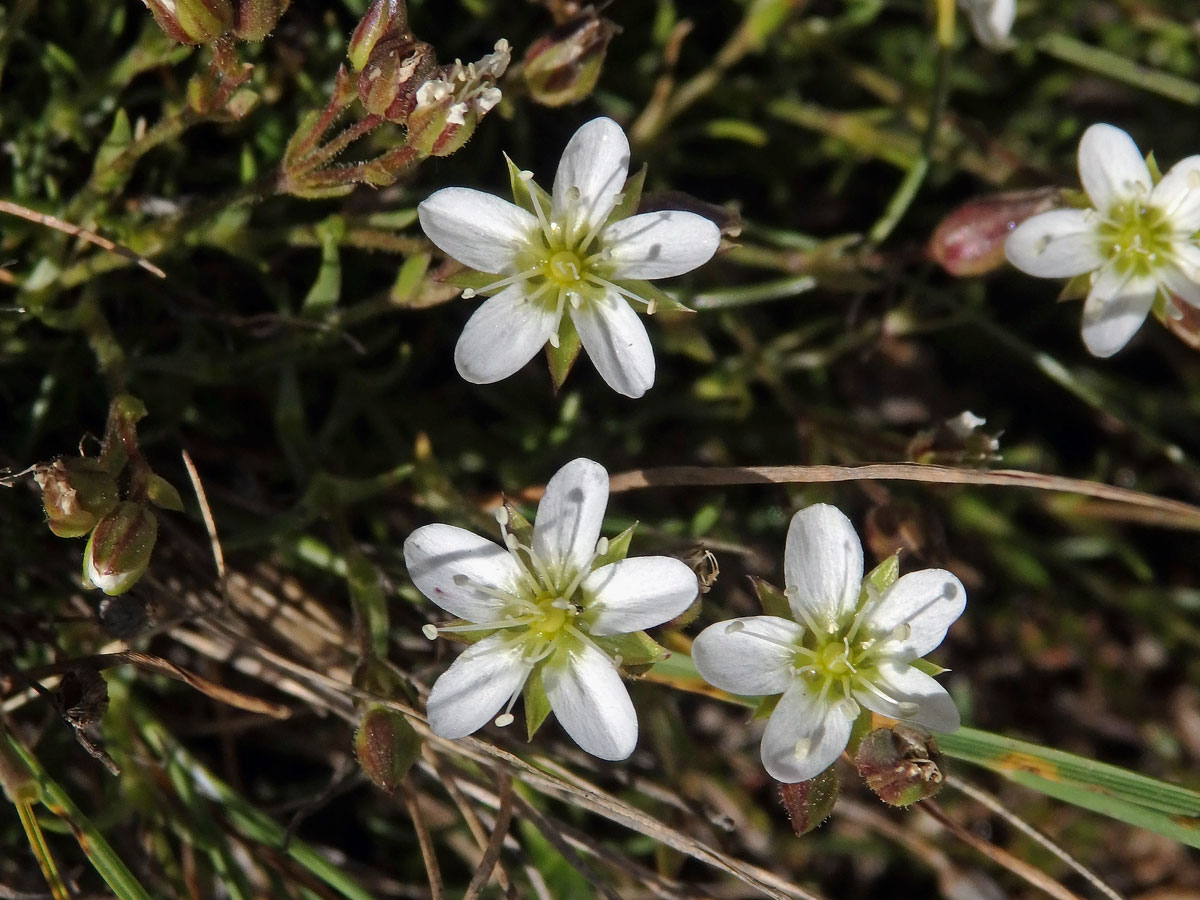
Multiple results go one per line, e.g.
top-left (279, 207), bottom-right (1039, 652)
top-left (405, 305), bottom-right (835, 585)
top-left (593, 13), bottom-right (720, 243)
top-left (523, 175), bottom-right (557, 247)
top-left (434, 615), bottom-right (538, 634)
top-left (494, 506), bottom-right (510, 526)
top-left (494, 713), bottom-right (515, 727)
top-left (462, 265), bottom-right (543, 299)
top-left (450, 572), bottom-right (528, 606)
top-left (782, 588), bottom-right (827, 638)
top-left (422, 624), bottom-right (439, 640)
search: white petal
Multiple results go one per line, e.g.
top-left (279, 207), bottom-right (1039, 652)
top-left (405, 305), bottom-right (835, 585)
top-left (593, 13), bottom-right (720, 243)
top-left (404, 524), bottom-right (524, 621)
top-left (603, 210), bottom-right (721, 279)
top-left (419, 188), bottom-right (538, 274)
top-left (1160, 246), bottom-right (1200, 307)
top-left (426, 633), bottom-right (532, 739)
top-left (760, 680), bottom-right (854, 783)
top-left (1151, 155), bottom-right (1200, 232)
top-left (784, 504), bottom-right (864, 628)
top-left (571, 291), bottom-right (655, 398)
top-left (1078, 124), bottom-right (1152, 214)
top-left (583, 557), bottom-right (699, 635)
top-left (865, 568), bottom-right (966, 659)
top-left (958, 0), bottom-right (1015, 50)
top-left (552, 117), bottom-right (630, 238)
top-left (1004, 209), bottom-right (1105, 278)
top-left (454, 284), bottom-right (558, 384)
top-left (532, 458), bottom-right (609, 585)
top-left (856, 662), bottom-right (960, 733)
top-left (1080, 266), bottom-right (1156, 357)
top-left (691, 616), bottom-right (805, 696)
top-left (543, 638), bottom-right (637, 759)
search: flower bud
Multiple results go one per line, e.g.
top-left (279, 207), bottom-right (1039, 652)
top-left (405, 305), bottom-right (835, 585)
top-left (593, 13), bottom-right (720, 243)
top-left (141, 0), bottom-right (235, 44)
top-left (34, 459), bottom-right (120, 539)
top-left (356, 36), bottom-right (437, 121)
top-left (355, 704), bottom-right (421, 794)
top-left (777, 766), bottom-right (840, 835)
top-left (234, 0), bottom-right (291, 41)
top-left (523, 8), bottom-right (618, 107)
top-left (927, 187), bottom-right (1060, 277)
top-left (406, 39), bottom-right (510, 157)
top-left (855, 724), bottom-right (945, 807)
top-left (84, 502), bottom-right (158, 596)
top-left (348, 0), bottom-right (408, 72)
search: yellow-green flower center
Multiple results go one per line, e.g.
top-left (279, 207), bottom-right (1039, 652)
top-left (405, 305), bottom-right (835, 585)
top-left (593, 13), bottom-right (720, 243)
top-left (1097, 201), bottom-right (1174, 278)
top-left (546, 249), bottom-right (584, 285)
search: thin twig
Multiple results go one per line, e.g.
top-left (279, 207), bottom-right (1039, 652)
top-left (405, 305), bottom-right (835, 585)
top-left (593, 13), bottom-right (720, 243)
top-left (0, 200), bottom-right (166, 278)
top-left (428, 754), bottom-right (514, 894)
top-left (919, 800), bottom-right (1088, 900)
top-left (400, 779), bottom-right (445, 900)
top-left (462, 771), bottom-right (513, 900)
top-left (181, 450), bottom-right (227, 602)
top-left (945, 776), bottom-right (1126, 900)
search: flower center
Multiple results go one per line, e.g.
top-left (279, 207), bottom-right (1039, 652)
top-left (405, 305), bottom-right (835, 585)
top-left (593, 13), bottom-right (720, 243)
top-left (814, 640), bottom-right (856, 677)
top-left (546, 249), bottom-right (584, 285)
top-left (1097, 201), bottom-right (1174, 277)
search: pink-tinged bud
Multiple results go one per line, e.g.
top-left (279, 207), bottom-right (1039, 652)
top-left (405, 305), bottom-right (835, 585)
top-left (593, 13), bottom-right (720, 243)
top-left (928, 187), bottom-right (1060, 277)
top-left (348, 0), bottom-right (408, 72)
top-left (406, 39), bottom-right (510, 156)
top-left (141, 0), bottom-right (234, 44)
top-left (34, 459), bottom-right (120, 539)
top-left (777, 766), bottom-right (841, 835)
top-left (84, 502), bottom-right (158, 596)
top-left (523, 8), bottom-right (618, 107)
top-left (355, 704), bottom-right (421, 794)
top-left (234, 0), bottom-right (291, 41)
top-left (356, 36), bottom-right (437, 121)
top-left (855, 724), bottom-right (945, 807)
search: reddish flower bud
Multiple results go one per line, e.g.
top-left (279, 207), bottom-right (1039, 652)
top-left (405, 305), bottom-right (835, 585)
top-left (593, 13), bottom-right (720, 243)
top-left (777, 766), bottom-right (841, 835)
top-left (348, 0), bottom-right (408, 72)
top-left (234, 0), bottom-right (291, 41)
top-left (928, 188), bottom-right (1060, 277)
top-left (141, 0), bottom-right (234, 44)
top-left (523, 8), bottom-right (618, 107)
top-left (84, 502), bottom-right (158, 596)
top-left (355, 704), bottom-right (421, 794)
top-left (356, 36), bottom-right (437, 121)
top-left (34, 458), bottom-right (120, 539)
top-left (855, 724), bottom-right (945, 807)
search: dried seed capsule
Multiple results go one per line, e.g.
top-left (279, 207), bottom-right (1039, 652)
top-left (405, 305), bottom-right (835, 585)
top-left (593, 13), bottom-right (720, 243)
top-left (523, 7), bottom-right (618, 107)
top-left (855, 723), bottom-right (945, 807)
top-left (34, 458), bottom-right (120, 539)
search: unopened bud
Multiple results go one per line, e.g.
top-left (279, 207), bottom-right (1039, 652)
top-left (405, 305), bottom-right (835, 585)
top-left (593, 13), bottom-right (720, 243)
top-left (523, 8), bottom-right (618, 107)
top-left (777, 766), bottom-right (840, 835)
top-left (234, 0), bottom-right (291, 41)
top-left (348, 0), bottom-right (408, 72)
top-left (407, 39), bottom-right (510, 157)
top-left (141, 0), bottom-right (234, 44)
top-left (34, 459), bottom-right (120, 539)
top-left (855, 724), bottom-right (945, 807)
top-left (357, 36), bottom-right (437, 121)
top-left (355, 704), bottom-right (421, 794)
top-left (84, 502), bottom-right (158, 596)
top-left (928, 187), bottom-right (1060, 277)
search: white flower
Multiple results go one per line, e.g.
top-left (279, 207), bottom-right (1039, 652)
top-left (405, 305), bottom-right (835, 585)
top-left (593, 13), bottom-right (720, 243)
top-left (417, 117), bottom-right (721, 398)
top-left (403, 458), bottom-right (699, 759)
top-left (957, 0), bottom-right (1015, 50)
top-left (1006, 123), bottom-right (1200, 357)
top-left (691, 504), bottom-right (965, 783)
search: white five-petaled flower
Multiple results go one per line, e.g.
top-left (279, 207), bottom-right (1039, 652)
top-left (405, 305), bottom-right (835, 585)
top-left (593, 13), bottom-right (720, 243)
top-left (691, 504), bottom-right (965, 784)
top-left (403, 458), bottom-right (699, 759)
top-left (417, 116), bottom-right (721, 398)
top-left (1006, 123), bottom-right (1200, 357)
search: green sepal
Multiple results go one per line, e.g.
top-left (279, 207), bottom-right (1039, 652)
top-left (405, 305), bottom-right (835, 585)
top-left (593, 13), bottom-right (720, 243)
top-left (506, 153), bottom-right (552, 216)
top-left (607, 164), bottom-right (647, 224)
top-left (750, 575), bottom-right (791, 619)
top-left (547, 313), bottom-right (582, 393)
top-left (862, 552), bottom-right (899, 598)
top-left (778, 766), bottom-right (841, 836)
top-left (441, 268), bottom-right (499, 294)
top-left (1145, 152), bottom-right (1162, 183)
top-left (615, 279), bottom-right (694, 314)
top-left (668, 594), bottom-right (703, 629)
top-left (845, 707), bottom-right (875, 758)
top-left (1059, 187), bottom-right (1090, 209)
top-left (593, 630), bottom-right (667, 669)
top-left (92, 109), bottom-right (134, 195)
top-left (912, 657), bottom-right (948, 677)
top-left (523, 665), bottom-right (552, 740)
top-left (753, 692), bottom-right (781, 721)
top-left (1058, 272), bottom-right (1090, 302)
top-left (501, 499), bottom-right (535, 548)
top-left (593, 522), bottom-right (637, 568)
top-left (145, 473), bottom-right (185, 512)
